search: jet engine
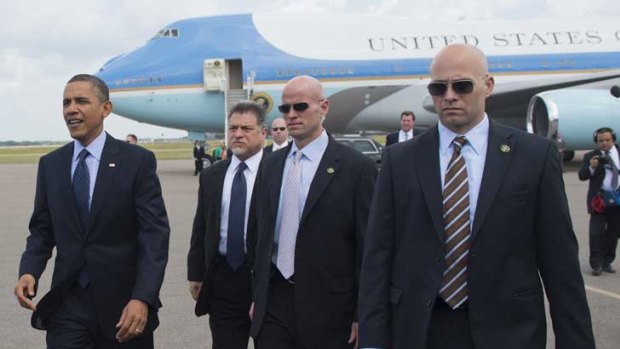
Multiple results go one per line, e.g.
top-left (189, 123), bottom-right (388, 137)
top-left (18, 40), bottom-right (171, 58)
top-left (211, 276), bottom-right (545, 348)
top-left (526, 88), bottom-right (620, 152)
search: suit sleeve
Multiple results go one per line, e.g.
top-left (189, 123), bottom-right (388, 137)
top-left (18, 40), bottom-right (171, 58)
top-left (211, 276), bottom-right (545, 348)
top-left (132, 152), bottom-right (170, 307)
top-left (358, 148), bottom-right (396, 348)
top-left (187, 171), bottom-right (207, 281)
top-left (536, 142), bottom-right (595, 348)
top-left (354, 158), bottom-right (378, 320)
top-left (19, 158), bottom-right (55, 282)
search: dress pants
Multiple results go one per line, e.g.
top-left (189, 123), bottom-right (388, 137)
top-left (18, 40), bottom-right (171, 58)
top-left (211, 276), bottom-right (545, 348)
top-left (589, 205), bottom-right (620, 268)
top-left (255, 265), bottom-right (353, 349)
top-left (194, 159), bottom-right (203, 175)
top-left (208, 255), bottom-right (252, 349)
top-left (46, 283), bottom-right (153, 349)
top-left (425, 298), bottom-right (474, 349)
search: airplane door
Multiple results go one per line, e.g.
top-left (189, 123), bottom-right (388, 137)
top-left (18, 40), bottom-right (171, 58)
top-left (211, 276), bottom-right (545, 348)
top-left (226, 59), bottom-right (243, 89)
top-left (203, 59), bottom-right (226, 91)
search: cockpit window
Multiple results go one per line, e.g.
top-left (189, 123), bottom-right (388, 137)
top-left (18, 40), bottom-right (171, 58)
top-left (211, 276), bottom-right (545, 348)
top-left (152, 28), bottom-right (180, 39)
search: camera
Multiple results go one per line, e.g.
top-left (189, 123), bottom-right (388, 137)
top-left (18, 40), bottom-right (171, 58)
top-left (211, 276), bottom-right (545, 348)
top-left (597, 155), bottom-right (610, 165)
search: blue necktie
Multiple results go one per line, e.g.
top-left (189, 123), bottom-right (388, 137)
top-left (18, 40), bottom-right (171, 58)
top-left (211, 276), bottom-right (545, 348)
top-left (73, 149), bottom-right (90, 232)
top-left (227, 162), bottom-right (247, 270)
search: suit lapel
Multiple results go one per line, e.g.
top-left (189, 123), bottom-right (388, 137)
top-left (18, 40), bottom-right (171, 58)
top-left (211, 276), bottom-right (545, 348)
top-left (471, 122), bottom-right (514, 240)
top-left (57, 143), bottom-right (84, 236)
top-left (89, 134), bottom-right (121, 233)
top-left (268, 146), bottom-right (289, 217)
top-left (301, 139), bottom-right (340, 223)
top-left (416, 127), bottom-right (446, 243)
top-left (212, 159), bottom-right (230, 230)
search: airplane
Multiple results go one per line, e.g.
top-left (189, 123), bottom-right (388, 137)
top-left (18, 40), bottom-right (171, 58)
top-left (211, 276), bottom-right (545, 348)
top-left (96, 13), bottom-right (620, 160)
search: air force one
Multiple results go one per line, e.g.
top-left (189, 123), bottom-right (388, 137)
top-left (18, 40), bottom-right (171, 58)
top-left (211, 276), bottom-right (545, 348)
top-left (96, 13), bottom-right (620, 157)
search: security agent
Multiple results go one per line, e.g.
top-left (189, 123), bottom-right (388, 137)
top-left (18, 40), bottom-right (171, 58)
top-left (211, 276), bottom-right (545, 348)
top-left (578, 127), bottom-right (620, 275)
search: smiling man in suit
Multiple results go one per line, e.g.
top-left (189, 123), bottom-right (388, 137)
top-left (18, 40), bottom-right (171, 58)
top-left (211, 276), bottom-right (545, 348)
top-left (14, 74), bottom-right (170, 348)
top-left (250, 75), bottom-right (377, 349)
top-left (187, 101), bottom-right (266, 349)
top-left (358, 44), bottom-right (595, 349)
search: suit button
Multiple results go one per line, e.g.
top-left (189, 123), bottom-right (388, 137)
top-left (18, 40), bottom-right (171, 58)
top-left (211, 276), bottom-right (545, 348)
top-left (426, 299), bottom-right (433, 308)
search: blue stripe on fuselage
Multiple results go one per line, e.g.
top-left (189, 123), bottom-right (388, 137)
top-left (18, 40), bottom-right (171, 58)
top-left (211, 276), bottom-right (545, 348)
top-left (96, 14), bottom-right (620, 90)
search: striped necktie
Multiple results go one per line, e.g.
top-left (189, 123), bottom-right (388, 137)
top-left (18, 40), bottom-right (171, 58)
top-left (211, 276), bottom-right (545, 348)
top-left (277, 150), bottom-right (303, 279)
top-left (439, 136), bottom-right (470, 309)
top-left (605, 150), bottom-right (619, 190)
top-left (227, 162), bottom-right (247, 270)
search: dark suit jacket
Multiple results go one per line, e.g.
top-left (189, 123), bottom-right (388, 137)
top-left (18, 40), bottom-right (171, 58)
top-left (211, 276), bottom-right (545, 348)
top-left (359, 122), bottom-right (594, 349)
top-left (194, 146), bottom-right (205, 160)
top-left (385, 129), bottom-right (422, 147)
top-left (578, 145), bottom-right (620, 213)
top-left (187, 157), bottom-right (261, 316)
top-left (19, 134), bottom-right (170, 339)
top-left (250, 137), bottom-right (377, 347)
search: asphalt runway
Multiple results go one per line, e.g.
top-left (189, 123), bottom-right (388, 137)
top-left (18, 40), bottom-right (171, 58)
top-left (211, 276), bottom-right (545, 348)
top-left (1, 158), bottom-right (619, 348)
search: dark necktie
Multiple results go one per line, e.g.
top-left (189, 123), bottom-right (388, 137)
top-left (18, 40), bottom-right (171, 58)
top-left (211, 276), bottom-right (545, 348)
top-left (227, 162), bottom-right (247, 270)
top-left (605, 150), bottom-right (619, 190)
top-left (73, 149), bottom-right (91, 231)
top-left (439, 136), bottom-right (470, 309)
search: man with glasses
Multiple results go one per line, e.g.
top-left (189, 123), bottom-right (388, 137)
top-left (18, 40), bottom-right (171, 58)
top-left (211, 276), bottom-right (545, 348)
top-left (250, 75), bottom-right (377, 349)
top-left (264, 117), bottom-right (289, 153)
top-left (359, 44), bottom-right (594, 349)
top-left (187, 101), bottom-right (266, 349)
top-left (385, 111), bottom-right (420, 146)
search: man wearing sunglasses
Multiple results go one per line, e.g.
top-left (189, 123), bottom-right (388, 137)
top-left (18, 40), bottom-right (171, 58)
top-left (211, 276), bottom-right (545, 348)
top-left (385, 111), bottom-right (421, 147)
top-left (359, 44), bottom-right (594, 349)
top-left (250, 75), bottom-right (377, 349)
top-left (264, 117), bottom-right (289, 153)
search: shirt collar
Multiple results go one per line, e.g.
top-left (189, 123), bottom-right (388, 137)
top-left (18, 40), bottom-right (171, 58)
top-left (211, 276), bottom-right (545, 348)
top-left (438, 115), bottom-right (489, 156)
top-left (290, 129), bottom-right (328, 162)
top-left (73, 130), bottom-right (107, 163)
top-left (273, 140), bottom-right (288, 150)
top-left (231, 149), bottom-right (263, 174)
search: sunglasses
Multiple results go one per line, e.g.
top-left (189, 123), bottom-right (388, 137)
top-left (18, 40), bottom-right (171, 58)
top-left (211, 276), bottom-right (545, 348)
top-left (272, 127), bottom-right (286, 132)
top-left (427, 79), bottom-right (475, 96)
top-left (278, 102), bottom-right (309, 114)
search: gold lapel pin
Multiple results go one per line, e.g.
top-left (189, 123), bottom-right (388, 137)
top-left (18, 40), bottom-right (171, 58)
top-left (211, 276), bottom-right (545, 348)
top-left (327, 167), bottom-right (335, 174)
top-left (109, 163), bottom-right (116, 167)
top-left (500, 144), bottom-right (511, 153)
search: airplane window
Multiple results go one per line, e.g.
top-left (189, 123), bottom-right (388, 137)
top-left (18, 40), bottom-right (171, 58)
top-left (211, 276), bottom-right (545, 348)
top-left (171, 29), bottom-right (179, 37)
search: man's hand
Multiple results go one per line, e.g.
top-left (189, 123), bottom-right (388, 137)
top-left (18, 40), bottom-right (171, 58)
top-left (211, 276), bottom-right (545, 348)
top-left (348, 322), bottom-right (359, 349)
top-left (14, 274), bottom-right (36, 311)
top-left (590, 156), bottom-right (600, 169)
top-left (189, 281), bottom-right (203, 301)
top-left (115, 299), bottom-right (148, 343)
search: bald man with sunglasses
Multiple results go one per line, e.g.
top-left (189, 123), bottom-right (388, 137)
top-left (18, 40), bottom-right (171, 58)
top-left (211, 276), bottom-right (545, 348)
top-left (264, 118), bottom-right (289, 153)
top-left (250, 75), bottom-right (377, 349)
top-left (359, 44), bottom-right (594, 349)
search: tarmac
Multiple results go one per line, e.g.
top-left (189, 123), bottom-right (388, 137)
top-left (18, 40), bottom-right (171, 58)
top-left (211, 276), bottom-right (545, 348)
top-left (1, 157), bottom-right (619, 348)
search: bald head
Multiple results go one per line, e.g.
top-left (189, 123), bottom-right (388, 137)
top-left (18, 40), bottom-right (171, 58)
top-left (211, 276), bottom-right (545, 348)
top-left (280, 75), bottom-right (329, 149)
top-left (428, 44), bottom-right (494, 134)
top-left (430, 44), bottom-right (488, 78)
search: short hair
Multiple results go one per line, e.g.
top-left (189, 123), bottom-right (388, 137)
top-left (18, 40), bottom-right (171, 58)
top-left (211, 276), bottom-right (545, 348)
top-left (67, 74), bottom-right (110, 103)
top-left (401, 111), bottom-right (415, 120)
top-left (126, 134), bottom-right (138, 142)
top-left (228, 101), bottom-right (266, 127)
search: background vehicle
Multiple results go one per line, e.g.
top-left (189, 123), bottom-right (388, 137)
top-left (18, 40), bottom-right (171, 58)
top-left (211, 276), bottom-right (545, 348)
top-left (334, 135), bottom-right (383, 167)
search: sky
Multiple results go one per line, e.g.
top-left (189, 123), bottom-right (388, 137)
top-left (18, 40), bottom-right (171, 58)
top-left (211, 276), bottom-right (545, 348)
top-left (1, 0), bottom-right (619, 142)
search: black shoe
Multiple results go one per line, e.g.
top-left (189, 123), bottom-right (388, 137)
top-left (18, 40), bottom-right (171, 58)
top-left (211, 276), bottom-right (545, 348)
top-left (603, 265), bottom-right (616, 273)
top-left (592, 266), bottom-right (603, 276)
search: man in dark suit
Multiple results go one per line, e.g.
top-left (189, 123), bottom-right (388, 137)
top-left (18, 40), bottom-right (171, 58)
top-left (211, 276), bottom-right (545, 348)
top-left (264, 117), bottom-right (289, 153)
top-left (193, 141), bottom-right (205, 175)
top-left (14, 74), bottom-right (170, 348)
top-left (250, 75), bottom-right (377, 349)
top-left (187, 101), bottom-right (266, 348)
top-left (358, 44), bottom-right (594, 349)
top-left (578, 127), bottom-right (620, 275)
top-left (385, 111), bottom-right (421, 146)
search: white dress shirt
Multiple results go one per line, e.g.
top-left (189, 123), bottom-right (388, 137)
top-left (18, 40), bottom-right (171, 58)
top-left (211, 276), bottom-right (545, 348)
top-left (398, 130), bottom-right (413, 142)
top-left (218, 150), bottom-right (264, 254)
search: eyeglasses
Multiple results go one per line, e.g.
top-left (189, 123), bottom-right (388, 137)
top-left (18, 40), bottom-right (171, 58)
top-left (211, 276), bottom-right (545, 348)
top-left (278, 102), bottom-right (309, 114)
top-left (427, 79), bottom-right (475, 97)
top-left (272, 127), bottom-right (286, 132)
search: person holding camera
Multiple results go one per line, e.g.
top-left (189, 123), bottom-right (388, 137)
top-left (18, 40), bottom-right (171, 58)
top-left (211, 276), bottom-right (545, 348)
top-left (579, 127), bottom-right (620, 275)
